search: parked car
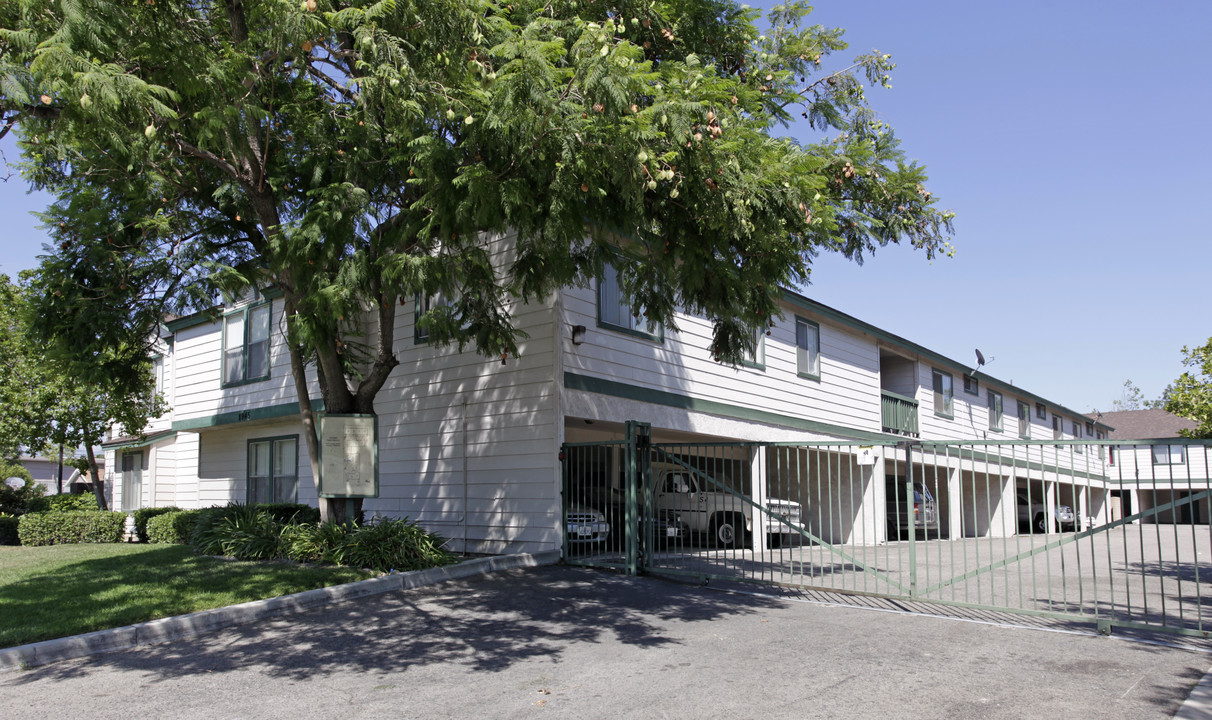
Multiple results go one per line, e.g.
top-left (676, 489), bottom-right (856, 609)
top-left (653, 469), bottom-right (804, 549)
top-left (568, 484), bottom-right (688, 550)
top-left (564, 504), bottom-right (610, 546)
top-left (1017, 492), bottom-right (1076, 533)
top-left (885, 477), bottom-right (940, 540)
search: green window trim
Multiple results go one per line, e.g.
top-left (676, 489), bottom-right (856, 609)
top-left (932, 368), bottom-right (954, 418)
top-left (247, 435), bottom-right (299, 504)
top-left (795, 316), bottom-right (821, 381)
top-left (987, 390), bottom-right (1003, 432)
top-left (596, 264), bottom-right (663, 343)
top-left (222, 301), bottom-right (271, 387)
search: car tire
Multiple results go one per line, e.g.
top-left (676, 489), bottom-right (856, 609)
top-left (712, 513), bottom-right (747, 549)
top-left (1034, 513), bottom-right (1047, 534)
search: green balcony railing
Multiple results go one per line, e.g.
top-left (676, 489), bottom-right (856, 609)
top-left (881, 390), bottom-right (919, 437)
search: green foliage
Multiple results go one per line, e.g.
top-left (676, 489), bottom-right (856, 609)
top-left (146, 509), bottom-right (199, 544)
top-left (0, 275), bottom-right (160, 512)
top-left (186, 502), bottom-right (454, 572)
top-left (4, 0), bottom-right (951, 411)
top-left (0, 544), bottom-right (375, 648)
top-left (340, 517), bottom-right (457, 572)
top-left (0, 513), bottom-right (18, 545)
top-left (17, 510), bottom-right (127, 545)
top-left (279, 520), bottom-right (353, 564)
top-left (1112, 379), bottom-right (1168, 412)
top-left (45, 493), bottom-right (102, 512)
top-left (131, 505), bottom-right (181, 542)
top-left (1165, 339), bottom-right (1212, 439)
top-left (0, 474), bottom-right (47, 516)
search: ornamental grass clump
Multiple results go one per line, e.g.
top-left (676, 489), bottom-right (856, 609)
top-left (186, 503), bottom-right (456, 573)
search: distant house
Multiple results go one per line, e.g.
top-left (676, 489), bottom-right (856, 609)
top-left (16, 454), bottom-right (106, 497)
top-left (1089, 409), bottom-right (1198, 440)
top-left (1085, 409), bottom-right (1206, 524)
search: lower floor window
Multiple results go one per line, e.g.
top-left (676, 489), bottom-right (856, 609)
top-left (248, 436), bottom-right (298, 504)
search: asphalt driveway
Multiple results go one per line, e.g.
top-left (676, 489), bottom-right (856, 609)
top-left (1, 564), bottom-right (1208, 719)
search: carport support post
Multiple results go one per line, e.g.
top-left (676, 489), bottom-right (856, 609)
top-left (623, 421), bottom-right (651, 576)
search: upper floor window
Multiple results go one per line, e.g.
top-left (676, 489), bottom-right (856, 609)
top-left (1152, 444), bottom-right (1186, 465)
top-left (988, 390), bottom-right (1003, 431)
top-left (223, 302), bottom-right (271, 386)
top-left (1072, 420), bottom-right (1083, 453)
top-left (1052, 414), bottom-right (1064, 440)
top-left (248, 435), bottom-right (298, 503)
top-left (151, 355), bottom-right (164, 402)
top-left (796, 317), bottom-right (821, 380)
top-left (598, 264), bottom-right (661, 341)
top-left (1036, 402), bottom-right (1047, 420)
top-left (1017, 400), bottom-right (1030, 439)
top-left (1085, 421), bottom-right (1095, 435)
top-left (932, 369), bottom-right (954, 418)
top-left (741, 327), bottom-right (766, 370)
top-left (963, 374), bottom-right (979, 396)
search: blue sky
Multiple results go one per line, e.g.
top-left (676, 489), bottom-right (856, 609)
top-left (1, 0), bottom-right (1209, 416)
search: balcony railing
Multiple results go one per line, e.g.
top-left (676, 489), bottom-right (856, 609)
top-left (881, 390), bottom-right (919, 437)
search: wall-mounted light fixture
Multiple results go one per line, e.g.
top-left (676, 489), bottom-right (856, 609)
top-left (571, 324), bottom-right (587, 346)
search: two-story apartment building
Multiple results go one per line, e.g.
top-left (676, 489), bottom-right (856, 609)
top-left (101, 242), bottom-right (1115, 553)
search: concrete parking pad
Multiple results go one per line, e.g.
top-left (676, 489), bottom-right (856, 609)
top-left (1, 565), bottom-right (1208, 719)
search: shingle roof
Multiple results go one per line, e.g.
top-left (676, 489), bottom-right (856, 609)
top-left (1085, 409), bottom-right (1198, 440)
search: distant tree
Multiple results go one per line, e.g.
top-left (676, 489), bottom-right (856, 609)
top-left (0, 274), bottom-right (163, 509)
top-left (1112, 379), bottom-right (1167, 412)
top-left (1165, 339), bottom-right (1212, 439)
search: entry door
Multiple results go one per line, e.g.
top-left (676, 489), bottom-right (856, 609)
top-left (121, 451), bottom-right (143, 511)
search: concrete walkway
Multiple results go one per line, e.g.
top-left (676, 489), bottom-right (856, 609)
top-left (1, 558), bottom-right (1211, 719)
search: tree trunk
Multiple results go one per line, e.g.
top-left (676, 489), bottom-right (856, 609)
top-left (85, 444), bottom-right (108, 511)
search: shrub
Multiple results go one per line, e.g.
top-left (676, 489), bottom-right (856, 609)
top-left (258, 503), bottom-right (321, 525)
top-left (341, 517), bottom-right (457, 573)
top-left (279, 520), bottom-right (351, 564)
top-left (147, 509), bottom-right (200, 544)
top-left (0, 513), bottom-right (18, 545)
top-left (17, 510), bottom-right (126, 545)
top-left (131, 506), bottom-right (181, 543)
top-left (45, 493), bottom-right (101, 513)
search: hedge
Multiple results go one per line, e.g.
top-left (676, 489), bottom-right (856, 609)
top-left (45, 493), bottom-right (102, 513)
top-left (0, 514), bottom-right (17, 545)
top-left (17, 510), bottom-right (127, 546)
top-left (132, 506), bottom-right (182, 543)
top-left (146, 510), bottom-right (199, 544)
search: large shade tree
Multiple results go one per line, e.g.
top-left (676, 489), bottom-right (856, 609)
top-left (1, 0), bottom-right (954, 520)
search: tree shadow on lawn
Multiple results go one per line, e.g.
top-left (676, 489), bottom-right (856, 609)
top-left (8, 565), bottom-right (785, 683)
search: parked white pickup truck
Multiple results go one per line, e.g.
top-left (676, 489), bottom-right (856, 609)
top-left (653, 469), bottom-right (804, 548)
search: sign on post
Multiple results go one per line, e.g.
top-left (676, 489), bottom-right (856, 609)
top-left (318, 413), bottom-right (379, 498)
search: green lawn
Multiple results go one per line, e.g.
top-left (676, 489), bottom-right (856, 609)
top-left (0, 543), bottom-right (377, 649)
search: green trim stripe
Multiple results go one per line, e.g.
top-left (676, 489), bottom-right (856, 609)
top-left (563, 371), bottom-right (894, 443)
top-left (171, 399), bottom-right (324, 431)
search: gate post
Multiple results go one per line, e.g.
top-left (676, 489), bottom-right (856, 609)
top-left (624, 421), bottom-right (652, 576)
top-left (901, 441), bottom-right (918, 599)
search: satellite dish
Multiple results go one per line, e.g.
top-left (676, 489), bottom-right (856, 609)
top-left (975, 348), bottom-right (986, 367)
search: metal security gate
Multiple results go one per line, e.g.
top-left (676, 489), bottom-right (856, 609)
top-left (561, 424), bottom-right (1212, 639)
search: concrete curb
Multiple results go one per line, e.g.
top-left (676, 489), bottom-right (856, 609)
top-left (0, 550), bottom-right (561, 672)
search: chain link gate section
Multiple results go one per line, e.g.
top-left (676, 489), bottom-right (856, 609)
top-left (562, 426), bottom-right (1212, 639)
